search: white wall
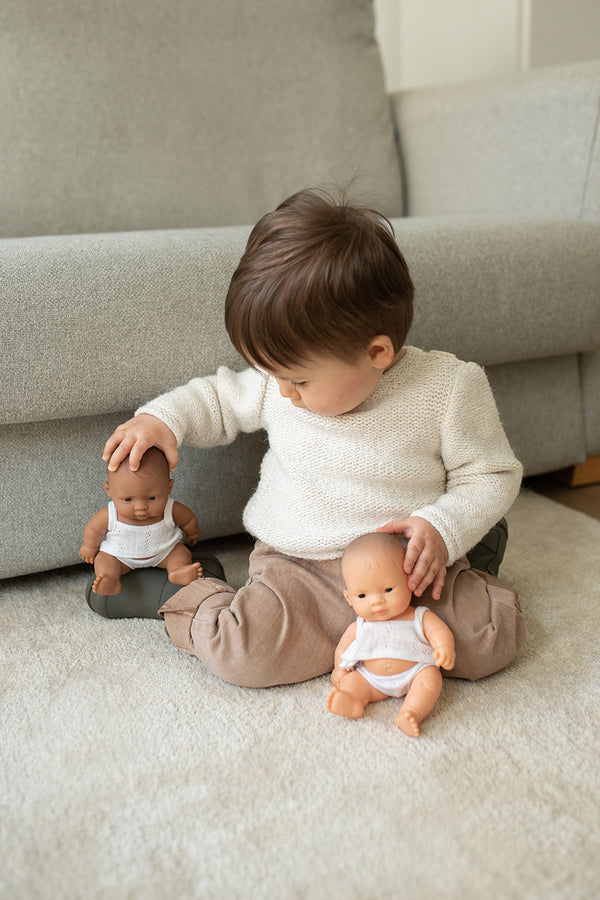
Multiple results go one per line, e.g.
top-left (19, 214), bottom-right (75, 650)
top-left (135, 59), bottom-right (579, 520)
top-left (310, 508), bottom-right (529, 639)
top-left (375, 0), bottom-right (600, 92)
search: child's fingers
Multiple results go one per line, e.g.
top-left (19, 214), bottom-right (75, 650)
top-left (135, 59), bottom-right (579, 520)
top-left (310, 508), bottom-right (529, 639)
top-left (106, 437), bottom-right (139, 472)
top-left (409, 553), bottom-right (445, 598)
top-left (430, 565), bottom-right (446, 601)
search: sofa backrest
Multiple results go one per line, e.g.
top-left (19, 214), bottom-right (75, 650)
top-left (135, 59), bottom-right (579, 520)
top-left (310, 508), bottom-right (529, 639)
top-left (393, 59), bottom-right (600, 220)
top-left (0, 0), bottom-right (403, 238)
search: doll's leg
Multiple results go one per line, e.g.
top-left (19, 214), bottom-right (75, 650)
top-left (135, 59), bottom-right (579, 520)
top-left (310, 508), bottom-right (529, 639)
top-left (159, 543), bottom-right (203, 586)
top-left (326, 670), bottom-right (387, 719)
top-left (158, 542), bottom-right (355, 688)
top-left (424, 558), bottom-right (526, 680)
top-left (92, 551), bottom-right (131, 596)
top-left (395, 665), bottom-right (442, 737)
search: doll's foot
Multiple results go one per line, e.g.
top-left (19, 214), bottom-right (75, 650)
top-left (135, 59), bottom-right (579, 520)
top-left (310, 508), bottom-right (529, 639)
top-left (92, 573), bottom-right (122, 596)
top-left (168, 562), bottom-right (203, 586)
top-left (395, 707), bottom-right (421, 737)
top-left (326, 688), bottom-right (364, 719)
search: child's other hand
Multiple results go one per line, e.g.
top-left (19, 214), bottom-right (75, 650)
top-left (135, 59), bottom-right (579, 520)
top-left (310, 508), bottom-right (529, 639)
top-left (102, 414), bottom-right (179, 473)
top-left (376, 516), bottom-right (448, 600)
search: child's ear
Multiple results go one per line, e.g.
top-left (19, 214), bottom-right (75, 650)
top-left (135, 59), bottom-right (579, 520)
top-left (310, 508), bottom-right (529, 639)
top-left (367, 335), bottom-right (395, 370)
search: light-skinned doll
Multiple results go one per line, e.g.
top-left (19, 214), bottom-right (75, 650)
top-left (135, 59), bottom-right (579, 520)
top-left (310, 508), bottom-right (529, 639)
top-left (80, 447), bottom-right (202, 595)
top-left (327, 532), bottom-right (455, 737)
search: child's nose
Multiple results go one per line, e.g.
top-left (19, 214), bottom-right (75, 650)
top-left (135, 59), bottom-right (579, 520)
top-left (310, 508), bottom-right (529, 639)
top-left (277, 380), bottom-right (300, 400)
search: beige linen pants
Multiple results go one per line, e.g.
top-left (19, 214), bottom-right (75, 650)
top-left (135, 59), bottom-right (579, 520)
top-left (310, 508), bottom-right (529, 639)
top-left (159, 541), bottom-right (526, 688)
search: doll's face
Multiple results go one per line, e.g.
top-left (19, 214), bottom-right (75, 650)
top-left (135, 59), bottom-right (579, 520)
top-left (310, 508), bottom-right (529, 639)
top-left (342, 548), bottom-right (412, 621)
top-left (104, 464), bottom-right (173, 526)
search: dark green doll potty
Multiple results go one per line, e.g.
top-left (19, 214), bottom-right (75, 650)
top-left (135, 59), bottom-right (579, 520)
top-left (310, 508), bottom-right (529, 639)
top-left (85, 546), bottom-right (225, 619)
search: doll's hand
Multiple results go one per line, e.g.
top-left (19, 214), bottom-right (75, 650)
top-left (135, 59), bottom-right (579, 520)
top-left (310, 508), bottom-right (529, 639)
top-left (185, 527), bottom-right (201, 547)
top-left (331, 666), bottom-right (347, 688)
top-left (103, 414), bottom-right (179, 473)
top-left (79, 545), bottom-right (98, 565)
top-left (377, 516), bottom-right (448, 600)
top-left (433, 646), bottom-right (456, 671)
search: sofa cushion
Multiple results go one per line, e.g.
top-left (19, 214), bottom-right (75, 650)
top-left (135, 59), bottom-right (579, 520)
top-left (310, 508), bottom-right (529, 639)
top-left (0, 0), bottom-right (402, 238)
top-left (3, 216), bottom-right (598, 427)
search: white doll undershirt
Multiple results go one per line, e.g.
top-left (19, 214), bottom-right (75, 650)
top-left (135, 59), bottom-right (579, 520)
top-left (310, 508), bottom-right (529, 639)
top-left (339, 606), bottom-right (435, 670)
top-left (99, 497), bottom-right (184, 568)
top-left (137, 346), bottom-right (523, 563)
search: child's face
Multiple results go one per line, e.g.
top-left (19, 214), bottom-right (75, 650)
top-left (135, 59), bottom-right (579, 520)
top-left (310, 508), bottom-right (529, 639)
top-left (104, 465), bottom-right (173, 526)
top-left (265, 352), bottom-right (384, 416)
top-left (343, 550), bottom-right (412, 621)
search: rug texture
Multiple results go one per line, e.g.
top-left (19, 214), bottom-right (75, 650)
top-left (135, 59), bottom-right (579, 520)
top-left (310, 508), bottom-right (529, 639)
top-left (1, 490), bottom-right (599, 900)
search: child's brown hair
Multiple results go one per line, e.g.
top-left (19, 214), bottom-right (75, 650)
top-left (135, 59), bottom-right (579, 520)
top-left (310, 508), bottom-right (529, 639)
top-left (225, 189), bottom-right (414, 369)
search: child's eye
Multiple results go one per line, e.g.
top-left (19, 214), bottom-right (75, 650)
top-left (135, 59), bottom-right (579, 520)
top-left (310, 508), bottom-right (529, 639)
top-left (291, 381), bottom-right (306, 388)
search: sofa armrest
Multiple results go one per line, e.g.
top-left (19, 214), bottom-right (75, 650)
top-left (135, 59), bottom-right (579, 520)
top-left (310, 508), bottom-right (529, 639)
top-left (1, 226), bottom-right (251, 426)
top-left (391, 60), bottom-right (600, 220)
top-left (391, 215), bottom-right (600, 365)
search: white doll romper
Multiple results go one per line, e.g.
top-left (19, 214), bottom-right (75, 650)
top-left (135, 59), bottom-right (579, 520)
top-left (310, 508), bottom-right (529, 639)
top-left (340, 606), bottom-right (436, 698)
top-left (99, 497), bottom-right (185, 569)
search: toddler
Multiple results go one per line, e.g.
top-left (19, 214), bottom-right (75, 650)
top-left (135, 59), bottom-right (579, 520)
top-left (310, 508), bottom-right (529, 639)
top-left (102, 189), bottom-right (525, 688)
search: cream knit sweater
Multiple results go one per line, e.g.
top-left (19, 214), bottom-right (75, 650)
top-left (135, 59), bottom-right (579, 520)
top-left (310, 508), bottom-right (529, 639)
top-left (137, 346), bottom-right (523, 564)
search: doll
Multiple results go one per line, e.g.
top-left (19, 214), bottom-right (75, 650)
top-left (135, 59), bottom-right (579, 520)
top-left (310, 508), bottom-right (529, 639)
top-left (79, 447), bottom-right (203, 596)
top-left (326, 532), bottom-right (455, 737)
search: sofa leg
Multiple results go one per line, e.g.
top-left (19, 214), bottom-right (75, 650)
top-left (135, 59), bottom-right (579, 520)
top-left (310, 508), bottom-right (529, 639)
top-left (553, 455), bottom-right (600, 487)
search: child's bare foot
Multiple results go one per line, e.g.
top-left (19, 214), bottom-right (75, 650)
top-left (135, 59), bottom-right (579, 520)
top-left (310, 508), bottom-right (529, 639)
top-left (168, 562), bottom-right (203, 586)
top-left (92, 573), bottom-right (122, 595)
top-left (395, 707), bottom-right (421, 737)
top-left (326, 688), bottom-right (365, 719)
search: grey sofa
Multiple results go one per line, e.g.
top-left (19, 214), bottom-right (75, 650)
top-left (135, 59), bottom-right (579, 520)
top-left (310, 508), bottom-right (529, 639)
top-left (2, 0), bottom-right (599, 580)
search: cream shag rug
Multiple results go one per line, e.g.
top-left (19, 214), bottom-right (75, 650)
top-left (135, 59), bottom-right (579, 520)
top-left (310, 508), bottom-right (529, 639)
top-left (1, 490), bottom-right (599, 900)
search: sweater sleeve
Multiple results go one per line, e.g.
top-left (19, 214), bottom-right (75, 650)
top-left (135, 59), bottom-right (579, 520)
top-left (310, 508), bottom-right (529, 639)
top-left (410, 362), bottom-right (523, 565)
top-left (136, 366), bottom-right (268, 448)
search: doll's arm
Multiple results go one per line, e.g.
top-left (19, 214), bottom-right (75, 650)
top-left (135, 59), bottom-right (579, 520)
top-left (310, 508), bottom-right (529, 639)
top-left (331, 622), bottom-right (357, 686)
top-left (79, 508), bottom-right (109, 564)
top-left (172, 501), bottom-right (201, 546)
top-left (422, 610), bottom-right (456, 671)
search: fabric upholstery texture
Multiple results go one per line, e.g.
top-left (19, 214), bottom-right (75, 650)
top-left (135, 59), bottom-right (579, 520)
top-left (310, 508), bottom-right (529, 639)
top-left (3, 217), bottom-right (598, 427)
top-left (0, 0), bottom-right (402, 238)
top-left (393, 59), bottom-right (600, 219)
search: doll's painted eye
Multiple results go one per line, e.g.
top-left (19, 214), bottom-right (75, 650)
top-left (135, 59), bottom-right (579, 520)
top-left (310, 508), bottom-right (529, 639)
top-left (358, 593), bottom-right (366, 599)
top-left (385, 587), bottom-right (393, 593)
top-left (148, 496), bottom-right (156, 501)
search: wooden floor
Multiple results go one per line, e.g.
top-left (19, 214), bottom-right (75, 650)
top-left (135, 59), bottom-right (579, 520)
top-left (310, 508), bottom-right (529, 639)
top-left (527, 475), bottom-right (600, 521)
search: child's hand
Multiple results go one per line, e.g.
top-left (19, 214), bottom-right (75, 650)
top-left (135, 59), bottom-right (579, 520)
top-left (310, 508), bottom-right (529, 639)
top-left (103, 414), bottom-right (179, 473)
top-left (376, 516), bottom-right (448, 600)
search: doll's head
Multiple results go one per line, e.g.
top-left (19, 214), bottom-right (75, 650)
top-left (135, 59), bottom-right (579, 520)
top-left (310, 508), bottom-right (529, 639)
top-left (104, 447), bottom-right (174, 526)
top-left (342, 532), bottom-right (412, 622)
